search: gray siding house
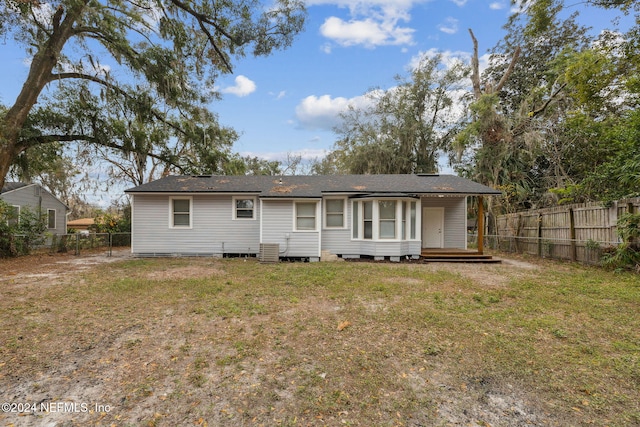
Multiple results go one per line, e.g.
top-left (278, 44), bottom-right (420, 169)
top-left (1, 182), bottom-right (68, 235)
top-left (125, 174), bottom-right (500, 260)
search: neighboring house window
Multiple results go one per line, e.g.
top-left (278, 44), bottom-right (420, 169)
top-left (47, 209), bottom-right (56, 229)
top-left (170, 197), bottom-right (192, 228)
top-left (295, 202), bottom-right (317, 231)
top-left (7, 205), bottom-right (19, 227)
top-left (234, 197), bottom-right (255, 219)
top-left (325, 198), bottom-right (345, 228)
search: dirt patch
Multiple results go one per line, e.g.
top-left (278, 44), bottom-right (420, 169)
top-left (0, 249), bottom-right (132, 289)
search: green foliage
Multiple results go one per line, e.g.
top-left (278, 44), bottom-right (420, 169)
top-left (90, 208), bottom-right (131, 233)
top-left (0, 200), bottom-right (47, 257)
top-left (602, 212), bottom-right (640, 271)
top-left (329, 54), bottom-right (469, 174)
top-left (0, 0), bottom-right (306, 189)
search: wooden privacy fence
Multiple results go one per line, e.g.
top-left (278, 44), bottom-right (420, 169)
top-left (491, 198), bottom-right (640, 264)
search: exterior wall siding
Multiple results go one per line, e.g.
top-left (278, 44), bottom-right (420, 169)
top-left (131, 194), bottom-right (260, 255)
top-left (0, 185), bottom-right (67, 235)
top-left (261, 199), bottom-right (320, 258)
top-left (421, 196), bottom-right (466, 249)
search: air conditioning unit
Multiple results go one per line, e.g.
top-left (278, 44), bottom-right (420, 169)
top-left (259, 243), bottom-right (279, 263)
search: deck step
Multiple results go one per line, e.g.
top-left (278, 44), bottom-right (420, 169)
top-left (420, 251), bottom-right (501, 263)
top-left (421, 257), bottom-right (502, 263)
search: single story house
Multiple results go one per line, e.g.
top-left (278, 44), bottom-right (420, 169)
top-left (1, 182), bottom-right (69, 235)
top-left (125, 174), bottom-right (500, 261)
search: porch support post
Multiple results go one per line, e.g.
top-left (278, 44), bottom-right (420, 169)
top-left (477, 196), bottom-right (484, 255)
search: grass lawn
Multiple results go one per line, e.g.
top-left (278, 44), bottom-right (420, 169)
top-left (0, 254), bottom-right (639, 426)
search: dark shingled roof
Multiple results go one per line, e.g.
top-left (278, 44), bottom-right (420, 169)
top-left (125, 174), bottom-right (501, 198)
top-left (1, 182), bottom-right (30, 194)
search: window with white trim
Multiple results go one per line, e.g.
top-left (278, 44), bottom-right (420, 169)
top-left (47, 209), bottom-right (56, 229)
top-left (363, 201), bottom-right (373, 239)
top-left (170, 197), bottom-right (191, 228)
top-left (351, 199), bottom-right (418, 241)
top-left (352, 202), bottom-right (359, 239)
top-left (410, 201), bottom-right (417, 239)
top-left (379, 201), bottom-right (396, 239)
top-left (295, 202), bottom-right (317, 231)
top-left (234, 197), bottom-right (255, 219)
top-left (324, 198), bottom-right (345, 228)
top-left (7, 205), bottom-right (19, 227)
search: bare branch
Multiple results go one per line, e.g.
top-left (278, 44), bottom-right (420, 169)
top-left (469, 28), bottom-right (482, 99)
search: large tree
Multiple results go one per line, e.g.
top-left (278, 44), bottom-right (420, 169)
top-left (454, 0), bottom-right (593, 212)
top-left (0, 0), bottom-right (306, 189)
top-left (329, 54), bottom-right (469, 174)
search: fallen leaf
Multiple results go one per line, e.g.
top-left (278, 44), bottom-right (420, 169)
top-left (337, 320), bottom-right (351, 331)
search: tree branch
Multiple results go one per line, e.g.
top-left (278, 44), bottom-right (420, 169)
top-left (494, 46), bottom-right (521, 94)
top-left (469, 28), bottom-right (482, 100)
top-left (26, 134), bottom-right (186, 173)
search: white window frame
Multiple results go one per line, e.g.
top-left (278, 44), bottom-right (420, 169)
top-left (169, 196), bottom-right (192, 229)
top-left (323, 197), bottom-right (346, 229)
top-left (294, 201), bottom-right (319, 232)
top-left (233, 196), bottom-right (256, 220)
top-left (47, 209), bottom-right (56, 229)
top-left (6, 205), bottom-right (20, 227)
top-left (378, 200), bottom-right (397, 239)
top-left (351, 198), bottom-right (420, 241)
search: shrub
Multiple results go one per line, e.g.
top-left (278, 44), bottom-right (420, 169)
top-left (602, 212), bottom-right (640, 271)
top-left (0, 200), bottom-right (47, 257)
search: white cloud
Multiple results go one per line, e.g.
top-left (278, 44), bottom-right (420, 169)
top-left (295, 94), bottom-right (373, 130)
top-left (220, 75), bottom-right (256, 97)
top-left (489, 2), bottom-right (505, 10)
top-left (269, 90), bottom-right (286, 100)
top-left (449, 0), bottom-right (467, 6)
top-left (437, 17), bottom-right (459, 35)
top-left (311, 0), bottom-right (421, 48)
top-left (409, 48), bottom-right (490, 74)
top-left (408, 48), bottom-right (469, 70)
top-left (320, 16), bottom-right (414, 48)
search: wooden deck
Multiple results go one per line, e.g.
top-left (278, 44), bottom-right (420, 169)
top-left (420, 248), bottom-right (501, 263)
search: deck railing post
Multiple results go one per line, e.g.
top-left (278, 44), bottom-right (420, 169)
top-left (478, 196), bottom-right (484, 255)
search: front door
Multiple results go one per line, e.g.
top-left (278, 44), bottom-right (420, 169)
top-left (422, 207), bottom-right (444, 248)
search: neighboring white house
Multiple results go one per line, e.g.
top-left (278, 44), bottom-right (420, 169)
top-left (0, 182), bottom-right (69, 235)
top-left (125, 174), bottom-right (501, 261)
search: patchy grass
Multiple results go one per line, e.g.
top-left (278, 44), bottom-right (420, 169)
top-left (0, 255), bottom-right (639, 426)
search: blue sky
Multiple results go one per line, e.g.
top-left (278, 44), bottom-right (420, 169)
top-left (0, 0), bottom-right (630, 173)
top-left (210, 0), bottom-right (628, 167)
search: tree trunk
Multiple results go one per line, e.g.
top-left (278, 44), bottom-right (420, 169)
top-left (0, 3), bottom-right (85, 189)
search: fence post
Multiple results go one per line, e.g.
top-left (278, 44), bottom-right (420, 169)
top-left (477, 196), bottom-right (484, 255)
top-left (109, 233), bottom-right (112, 257)
top-left (569, 208), bottom-right (576, 262)
top-left (75, 233), bottom-right (80, 256)
top-left (537, 213), bottom-right (543, 257)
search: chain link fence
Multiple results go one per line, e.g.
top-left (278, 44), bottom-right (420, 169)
top-left (6, 232), bottom-right (131, 257)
